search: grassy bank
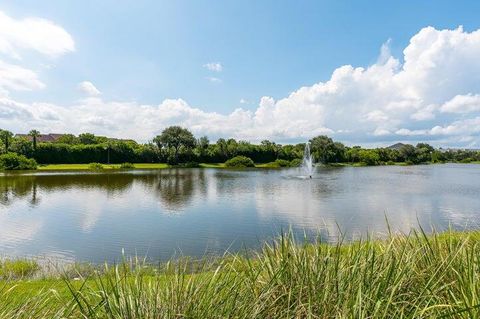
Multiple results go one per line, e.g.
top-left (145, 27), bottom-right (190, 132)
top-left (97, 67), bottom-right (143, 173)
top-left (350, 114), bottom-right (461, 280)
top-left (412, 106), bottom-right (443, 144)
top-left (2, 230), bottom-right (480, 318)
top-left (36, 161), bottom-right (480, 171)
top-left (38, 163), bottom-right (272, 170)
top-left (38, 163), bottom-right (170, 170)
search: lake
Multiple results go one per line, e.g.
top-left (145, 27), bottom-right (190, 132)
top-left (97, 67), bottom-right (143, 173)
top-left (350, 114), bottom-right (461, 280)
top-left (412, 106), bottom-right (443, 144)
top-left (1, 164), bottom-right (479, 263)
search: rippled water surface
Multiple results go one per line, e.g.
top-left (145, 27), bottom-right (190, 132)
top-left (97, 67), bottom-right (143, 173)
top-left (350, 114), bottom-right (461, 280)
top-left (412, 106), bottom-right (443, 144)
top-left (1, 165), bottom-right (479, 263)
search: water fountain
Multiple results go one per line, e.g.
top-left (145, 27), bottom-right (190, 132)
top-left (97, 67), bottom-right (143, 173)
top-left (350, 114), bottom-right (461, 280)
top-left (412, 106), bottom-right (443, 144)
top-left (302, 143), bottom-right (314, 178)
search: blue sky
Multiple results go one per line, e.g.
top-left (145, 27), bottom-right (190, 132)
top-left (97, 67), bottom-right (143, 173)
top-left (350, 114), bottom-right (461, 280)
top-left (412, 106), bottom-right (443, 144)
top-left (1, 1), bottom-right (480, 146)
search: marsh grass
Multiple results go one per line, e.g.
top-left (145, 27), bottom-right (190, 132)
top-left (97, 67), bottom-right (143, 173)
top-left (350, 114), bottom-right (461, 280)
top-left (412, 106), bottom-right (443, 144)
top-left (0, 259), bottom-right (40, 279)
top-left (2, 229), bottom-right (480, 318)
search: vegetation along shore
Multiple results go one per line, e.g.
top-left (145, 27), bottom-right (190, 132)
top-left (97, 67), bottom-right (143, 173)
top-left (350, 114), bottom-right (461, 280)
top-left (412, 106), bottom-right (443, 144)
top-left (1, 126), bottom-right (479, 171)
top-left (1, 230), bottom-right (480, 318)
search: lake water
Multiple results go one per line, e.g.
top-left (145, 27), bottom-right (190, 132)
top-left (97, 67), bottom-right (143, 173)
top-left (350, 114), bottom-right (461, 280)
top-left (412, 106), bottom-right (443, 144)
top-left (1, 164), bottom-right (479, 263)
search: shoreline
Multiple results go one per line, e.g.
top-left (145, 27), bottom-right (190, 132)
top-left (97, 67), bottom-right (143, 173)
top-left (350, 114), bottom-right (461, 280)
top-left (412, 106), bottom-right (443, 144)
top-left (29, 161), bottom-right (480, 171)
top-left (1, 229), bottom-right (480, 317)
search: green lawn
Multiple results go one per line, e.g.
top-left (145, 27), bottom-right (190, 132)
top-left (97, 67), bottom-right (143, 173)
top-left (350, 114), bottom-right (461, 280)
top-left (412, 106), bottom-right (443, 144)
top-left (38, 163), bottom-right (283, 170)
top-left (38, 163), bottom-right (170, 170)
top-left (30, 161), bottom-right (480, 172)
top-left (198, 163), bottom-right (226, 168)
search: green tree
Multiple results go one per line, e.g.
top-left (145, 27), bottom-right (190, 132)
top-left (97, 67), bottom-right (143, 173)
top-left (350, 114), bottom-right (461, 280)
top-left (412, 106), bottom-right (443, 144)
top-left (399, 144), bottom-right (417, 163)
top-left (261, 140), bottom-right (281, 160)
top-left (29, 130), bottom-right (40, 151)
top-left (332, 142), bottom-right (346, 162)
top-left (79, 133), bottom-right (97, 145)
top-left (0, 129), bottom-right (13, 153)
top-left (57, 134), bottom-right (79, 144)
top-left (310, 136), bottom-right (344, 164)
top-left (226, 138), bottom-right (239, 158)
top-left (154, 126), bottom-right (196, 163)
top-left (10, 136), bottom-right (33, 156)
top-left (415, 143), bottom-right (434, 163)
top-left (196, 136), bottom-right (210, 158)
top-left (431, 150), bottom-right (444, 163)
top-left (358, 149), bottom-right (380, 165)
top-left (216, 138), bottom-right (228, 160)
top-left (346, 146), bottom-right (362, 163)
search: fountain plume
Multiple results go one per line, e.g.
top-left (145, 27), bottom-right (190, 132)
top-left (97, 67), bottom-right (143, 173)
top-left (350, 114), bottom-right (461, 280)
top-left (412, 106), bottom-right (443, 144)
top-left (302, 143), bottom-right (314, 178)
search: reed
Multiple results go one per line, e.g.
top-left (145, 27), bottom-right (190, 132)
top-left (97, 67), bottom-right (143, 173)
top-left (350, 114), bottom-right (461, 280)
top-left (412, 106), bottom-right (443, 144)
top-left (1, 229), bottom-right (480, 318)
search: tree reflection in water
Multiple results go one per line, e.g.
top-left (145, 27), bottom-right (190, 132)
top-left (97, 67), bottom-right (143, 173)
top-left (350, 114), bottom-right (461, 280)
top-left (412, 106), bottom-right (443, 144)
top-left (0, 170), bottom-right (207, 211)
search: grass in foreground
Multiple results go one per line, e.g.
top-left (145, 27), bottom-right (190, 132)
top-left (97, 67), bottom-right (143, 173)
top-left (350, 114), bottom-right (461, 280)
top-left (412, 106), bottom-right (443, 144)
top-left (2, 229), bottom-right (480, 318)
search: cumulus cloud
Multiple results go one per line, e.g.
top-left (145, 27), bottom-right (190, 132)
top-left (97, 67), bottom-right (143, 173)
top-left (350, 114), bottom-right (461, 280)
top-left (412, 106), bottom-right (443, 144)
top-left (78, 81), bottom-right (101, 96)
top-left (0, 10), bottom-right (73, 96)
top-left (203, 62), bottom-right (222, 72)
top-left (0, 60), bottom-right (44, 92)
top-left (440, 94), bottom-right (480, 113)
top-left (2, 25), bottom-right (480, 147)
top-left (0, 10), bottom-right (74, 58)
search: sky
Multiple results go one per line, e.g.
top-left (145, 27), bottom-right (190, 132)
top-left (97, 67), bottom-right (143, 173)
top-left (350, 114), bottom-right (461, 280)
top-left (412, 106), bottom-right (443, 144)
top-left (1, 1), bottom-right (480, 147)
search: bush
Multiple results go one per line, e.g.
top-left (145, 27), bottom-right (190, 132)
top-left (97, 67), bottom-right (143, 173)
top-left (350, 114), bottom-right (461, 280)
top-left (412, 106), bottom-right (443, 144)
top-left (119, 162), bottom-right (135, 169)
top-left (290, 158), bottom-right (303, 167)
top-left (88, 162), bottom-right (104, 170)
top-left (0, 153), bottom-right (37, 170)
top-left (460, 158), bottom-right (473, 163)
top-left (261, 159), bottom-right (293, 168)
top-left (224, 156), bottom-right (255, 168)
top-left (274, 159), bottom-right (291, 167)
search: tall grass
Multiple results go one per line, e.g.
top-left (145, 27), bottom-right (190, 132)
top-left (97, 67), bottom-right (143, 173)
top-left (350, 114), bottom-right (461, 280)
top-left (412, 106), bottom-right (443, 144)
top-left (0, 259), bottom-right (40, 279)
top-left (2, 229), bottom-right (480, 318)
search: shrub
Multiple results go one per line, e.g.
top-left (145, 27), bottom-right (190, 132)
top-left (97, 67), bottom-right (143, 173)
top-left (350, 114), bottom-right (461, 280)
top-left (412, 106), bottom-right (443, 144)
top-left (224, 156), bottom-right (255, 168)
top-left (275, 159), bottom-right (291, 167)
top-left (88, 162), bottom-right (104, 170)
top-left (290, 158), bottom-right (303, 167)
top-left (119, 162), bottom-right (135, 169)
top-left (0, 153), bottom-right (37, 170)
top-left (262, 159), bottom-right (292, 168)
top-left (460, 158), bottom-right (473, 163)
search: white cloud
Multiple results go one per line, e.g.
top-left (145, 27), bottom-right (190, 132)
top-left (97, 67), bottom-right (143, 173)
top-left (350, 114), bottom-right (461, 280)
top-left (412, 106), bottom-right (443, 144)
top-left (0, 60), bottom-right (44, 92)
top-left (239, 98), bottom-right (248, 104)
top-left (440, 94), bottom-right (480, 113)
top-left (203, 62), bottom-right (222, 72)
top-left (2, 25), bottom-right (480, 147)
top-left (0, 10), bottom-right (73, 96)
top-left (0, 10), bottom-right (74, 58)
top-left (78, 81), bottom-right (101, 96)
top-left (205, 76), bottom-right (222, 83)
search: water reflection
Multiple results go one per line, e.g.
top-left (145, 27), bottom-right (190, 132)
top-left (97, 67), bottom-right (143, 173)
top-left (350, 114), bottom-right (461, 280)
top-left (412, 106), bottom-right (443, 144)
top-left (0, 165), bottom-right (479, 263)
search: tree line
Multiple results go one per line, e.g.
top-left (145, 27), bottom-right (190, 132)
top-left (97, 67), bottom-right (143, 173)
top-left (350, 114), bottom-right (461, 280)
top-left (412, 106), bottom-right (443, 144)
top-left (0, 127), bottom-right (479, 166)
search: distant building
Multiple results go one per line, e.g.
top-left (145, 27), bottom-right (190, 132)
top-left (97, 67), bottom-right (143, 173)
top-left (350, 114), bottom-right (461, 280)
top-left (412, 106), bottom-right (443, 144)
top-left (15, 133), bottom-right (65, 143)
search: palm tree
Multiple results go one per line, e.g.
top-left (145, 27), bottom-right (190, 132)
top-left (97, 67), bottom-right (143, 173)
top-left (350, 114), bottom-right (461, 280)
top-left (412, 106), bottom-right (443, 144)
top-left (0, 129), bottom-right (13, 153)
top-left (29, 130), bottom-right (40, 151)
